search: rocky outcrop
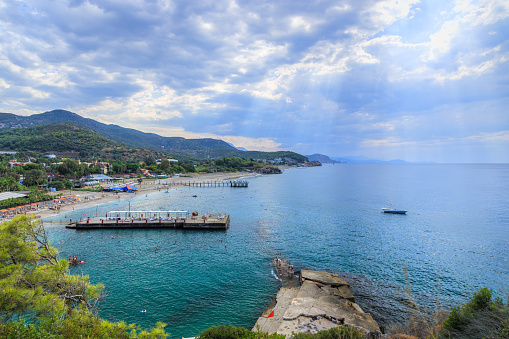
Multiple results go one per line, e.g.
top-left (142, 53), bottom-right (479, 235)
top-left (306, 161), bottom-right (322, 167)
top-left (256, 167), bottom-right (282, 174)
top-left (253, 269), bottom-right (380, 338)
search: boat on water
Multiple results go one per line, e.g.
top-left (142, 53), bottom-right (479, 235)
top-left (381, 207), bottom-right (407, 214)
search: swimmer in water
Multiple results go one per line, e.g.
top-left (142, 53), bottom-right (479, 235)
top-left (155, 246), bottom-right (159, 252)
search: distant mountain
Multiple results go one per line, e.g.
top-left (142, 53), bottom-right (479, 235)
top-left (305, 154), bottom-right (342, 163)
top-left (0, 110), bottom-right (307, 161)
top-left (330, 156), bottom-right (409, 164)
top-left (0, 122), bottom-right (162, 161)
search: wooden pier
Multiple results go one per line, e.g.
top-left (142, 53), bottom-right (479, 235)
top-left (165, 180), bottom-right (248, 188)
top-left (66, 211), bottom-right (230, 230)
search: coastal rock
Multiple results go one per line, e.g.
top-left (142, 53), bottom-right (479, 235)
top-left (306, 161), bottom-right (322, 167)
top-left (254, 266), bottom-right (380, 337)
top-left (256, 167), bottom-right (282, 174)
top-left (300, 270), bottom-right (350, 287)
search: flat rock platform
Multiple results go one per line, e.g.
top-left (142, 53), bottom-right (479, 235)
top-left (254, 267), bottom-right (380, 337)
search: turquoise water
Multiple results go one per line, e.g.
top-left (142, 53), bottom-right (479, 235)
top-left (44, 164), bottom-right (509, 338)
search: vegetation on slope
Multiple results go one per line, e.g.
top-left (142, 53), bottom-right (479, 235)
top-left (0, 122), bottom-right (167, 162)
top-left (0, 110), bottom-right (236, 154)
top-left (0, 122), bottom-right (113, 153)
top-left (0, 110), bottom-right (308, 162)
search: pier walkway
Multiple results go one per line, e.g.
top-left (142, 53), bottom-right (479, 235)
top-left (162, 180), bottom-right (248, 188)
top-left (66, 212), bottom-right (230, 230)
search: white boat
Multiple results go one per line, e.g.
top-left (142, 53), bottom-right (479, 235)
top-left (382, 207), bottom-right (407, 214)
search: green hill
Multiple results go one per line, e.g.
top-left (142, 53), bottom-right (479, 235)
top-left (0, 110), bottom-right (308, 162)
top-left (0, 110), bottom-right (235, 154)
top-left (0, 122), bottom-right (163, 162)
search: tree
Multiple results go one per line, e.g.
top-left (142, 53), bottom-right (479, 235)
top-left (158, 159), bottom-right (171, 172)
top-left (143, 155), bottom-right (156, 166)
top-left (57, 159), bottom-right (90, 179)
top-left (0, 177), bottom-right (24, 191)
top-left (0, 216), bottom-right (102, 323)
top-left (0, 216), bottom-right (169, 338)
top-left (126, 162), bottom-right (140, 173)
top-left (23, 169), bottom-right (46, 187)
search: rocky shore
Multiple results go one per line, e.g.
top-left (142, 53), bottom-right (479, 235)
top-left (253, 259), bottom-right (381, 337)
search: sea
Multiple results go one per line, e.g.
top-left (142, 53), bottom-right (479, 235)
top-left (43, 164), bottom-right (509, 338)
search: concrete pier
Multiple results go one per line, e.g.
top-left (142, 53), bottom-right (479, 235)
top-left (66, 214), bottom-right (230, 230)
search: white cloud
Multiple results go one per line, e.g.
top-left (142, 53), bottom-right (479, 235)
top-left (455, 0), bottom-right (509, 26)
top-left (426, 20), bottom-right (460, 61)
top-left (0, 0), bottom-right (508, 162)
top-left (465, 130), bottom-right (509, 142)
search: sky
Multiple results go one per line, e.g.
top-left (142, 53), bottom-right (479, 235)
top-left (0, 0), bottom-right (508, 163)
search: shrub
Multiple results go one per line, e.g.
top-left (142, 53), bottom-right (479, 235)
top-left (441, 287), bottom-right (509, 338)
top-left (292, 326), bottom-right (364, 339)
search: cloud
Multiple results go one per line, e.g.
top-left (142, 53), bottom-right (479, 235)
top-left (0, 0), bottom-right (508, 162)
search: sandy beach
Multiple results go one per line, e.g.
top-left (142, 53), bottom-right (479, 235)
top-left (28, 171), bottom-right (258, 220)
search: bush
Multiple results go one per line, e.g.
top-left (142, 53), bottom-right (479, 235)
top-left (0, 319), bottom-right (59, 339)
top-left (292, 326), bottom-right (364, 339)
top-left (440, 287), bottom-right (509, 338)
top-left (198, 325), bottom-right (285, 339)
top-left (198, 325), bottom-right (364, 339)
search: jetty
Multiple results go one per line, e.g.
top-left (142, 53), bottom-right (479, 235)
top-left (253, 259), bottom-right (380, 337)
top-left (164, 180), bottom-right (248, 188)
top-left (66, 210), bottom-right (229, 230)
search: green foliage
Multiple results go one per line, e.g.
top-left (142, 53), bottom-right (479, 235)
top-left (292, 326), bottom-right (364, 339)
top-left (158, 159), bottom-right (171, 172)
top-left (465, 287), bottom-right (493, 313)
top-left (57, 159), bottom-right (90, 179)
top-left (126, 162), bottom-right (140, 173)
top-left (198, 325), bottom-right (285, 339)
top-left (0, 123), bottom-right (113, 154)
top-left (0, 216), bottom-right (98, 324)
top-left (0, 216), bottom-right (169, 338)
top-left (144, 155), bottom-right (156, 166)
top-left (48, 178), bottom-right (74, 191)
top-left (0, 318), bottom-right (59, 339)
top-left (181, 162), bottom-right (196, 173)
top-left (0, 176), bottom-right (24, 191)
top-left (206, 150), bottom-right (308, 163)
top-left (440, 287), bottom-right (509, 338)
top-left (202, 157), bottom-right (264, 172)
top-left (23, 168), bottom-right (47, 187)
top-left (198, 325), bottom-right (364, 339)
top-left (0, 189), bottom-right (53, 210)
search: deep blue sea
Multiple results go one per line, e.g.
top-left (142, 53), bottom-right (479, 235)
top-left (44, 164), bottom-right (509, 338)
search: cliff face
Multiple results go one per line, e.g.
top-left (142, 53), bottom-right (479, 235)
top-left (253, 268), bottom-right (380, 337)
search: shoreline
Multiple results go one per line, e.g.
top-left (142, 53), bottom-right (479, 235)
top-left (29, 171), bottom-right (259, 220)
